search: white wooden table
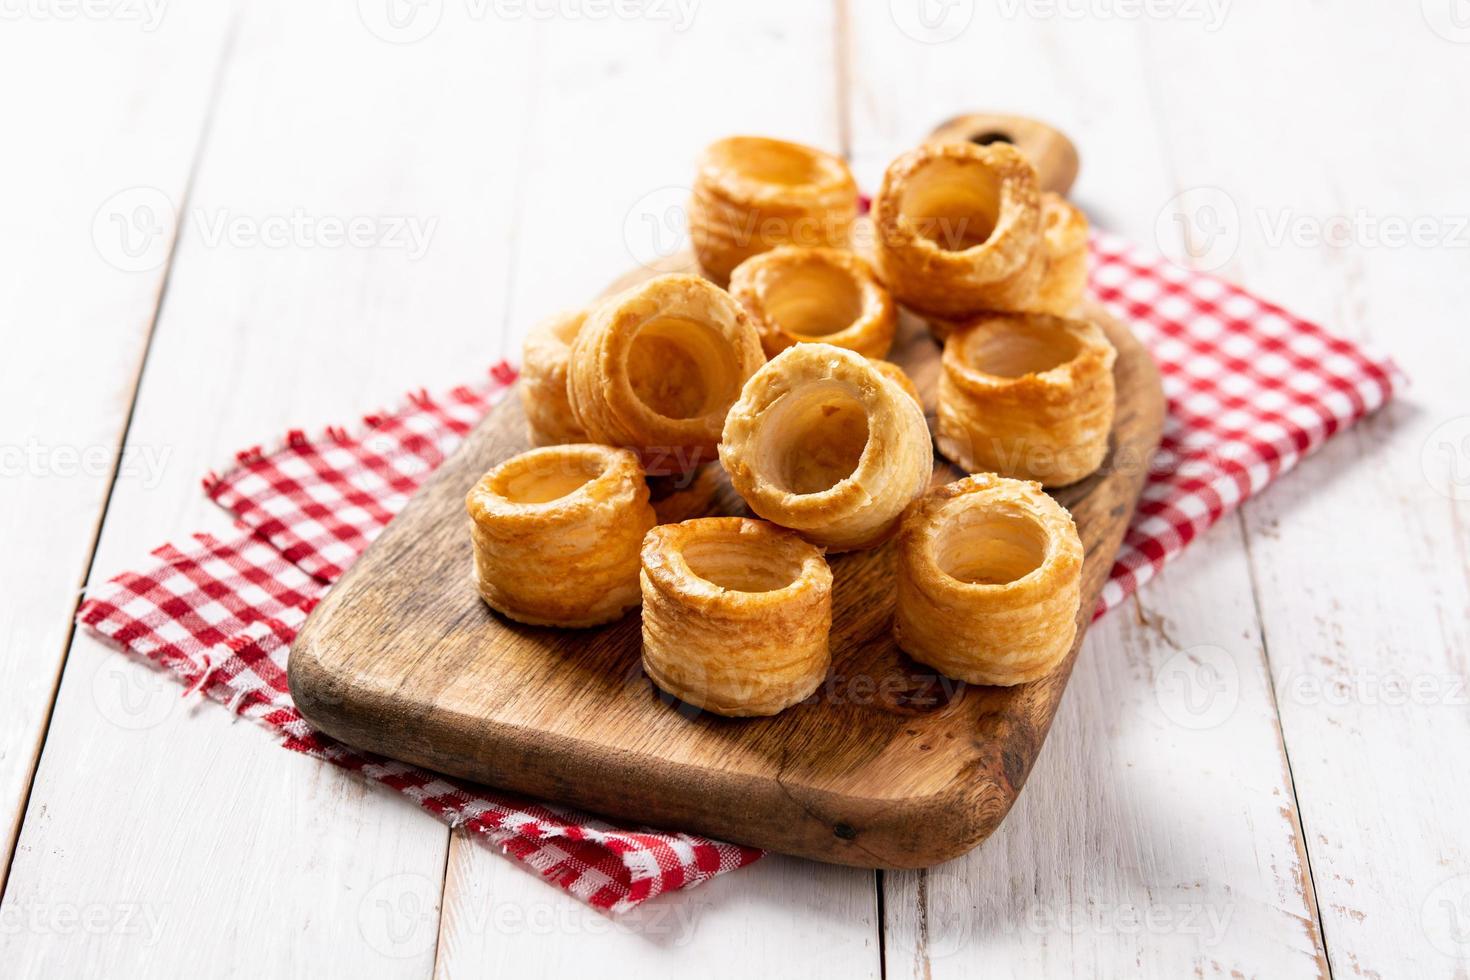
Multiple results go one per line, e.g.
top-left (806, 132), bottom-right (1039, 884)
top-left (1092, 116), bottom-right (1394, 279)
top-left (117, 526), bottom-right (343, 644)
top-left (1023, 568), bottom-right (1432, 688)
top-left (2, 2), bottom-right (1466, 976)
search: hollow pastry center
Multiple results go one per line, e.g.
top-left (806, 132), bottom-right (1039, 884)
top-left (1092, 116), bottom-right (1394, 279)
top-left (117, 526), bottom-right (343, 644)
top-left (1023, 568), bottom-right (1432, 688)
top-left (681, 536), bottom-right (804, 593)
top-left (721, 140), bottom-right (824, 187)
top-left (962, 322), bottom-right (1081, 378)
top-left (761, 263), bottom-right (864, 339)
top-left (936, 511), bottom-right (1048, 585)
top-left (492, 454), bottom-right (604, 504)
top-left (759, 383), bottom-right (870, 495)
top-left (899, 159), bottom-right (1001, 251)
top-left (626, 315), bottom-right (742, 421)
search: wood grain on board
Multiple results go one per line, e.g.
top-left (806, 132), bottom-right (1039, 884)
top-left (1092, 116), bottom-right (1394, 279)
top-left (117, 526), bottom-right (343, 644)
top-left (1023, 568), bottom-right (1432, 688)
top-left (290, 254), bottom-right (1165, 868)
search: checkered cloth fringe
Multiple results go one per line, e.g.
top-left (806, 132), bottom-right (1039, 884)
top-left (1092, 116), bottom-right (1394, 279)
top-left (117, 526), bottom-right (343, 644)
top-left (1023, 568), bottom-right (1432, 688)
top-left (77, 231), bottom-right (1401, 911)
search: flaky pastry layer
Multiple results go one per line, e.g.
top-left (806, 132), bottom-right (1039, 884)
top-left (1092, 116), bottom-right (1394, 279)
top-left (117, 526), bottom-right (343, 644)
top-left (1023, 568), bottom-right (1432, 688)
top-left (869, 358), bottom-right (922, 407)
top-left (466, 444), bottom-right (655, 627)
top-left (641, 517), bottom-right (832, 717)
top-left (728, 246), bottom-right (896, 359)
top-left (720, 344), bottom-right (931, 552)
top-left (919, 192), bottom-right (1091, 341)
top-left (894, 474), bottom-right (1082, 686)
top-left (566, 274), bottom-right (764, 475)
top-left (689, 136), bottom-right (858, 284)
top-left (873, 141), bottom-right (1042, 319)
top-left (1031, 192), bottom-right (1089, 317)
top-left (521, 307), bottom-right (589, 446)
top-left (936, 312), bottom-right (1116, 487)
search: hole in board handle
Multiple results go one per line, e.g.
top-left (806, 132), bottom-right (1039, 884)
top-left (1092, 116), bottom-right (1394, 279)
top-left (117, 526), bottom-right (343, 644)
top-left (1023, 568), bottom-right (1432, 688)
top-left (969, 131), bottom-right (1013, 146)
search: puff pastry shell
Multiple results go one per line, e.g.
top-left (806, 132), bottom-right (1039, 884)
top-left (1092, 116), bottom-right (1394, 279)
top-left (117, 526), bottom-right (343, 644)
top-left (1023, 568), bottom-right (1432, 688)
top-left (641, 517), bottom-right (832, 717)
top-left (894, 474), bottom-right (1082, 686)
top-left (720, 344), bottom-right (931, 552)
top-left (936, 312), bottom-right (1116, 487)
top-left (466, 444), bottom-right (655, 627)
top-left (1031, 192), bottom-right (1089, 317)
top-left (566, 274), bottom-right (765, 474)
top-left (728, 246), bottom-right (896, 359)
top-left (869, 358), bottom-right (922, 407)
top-left (873, 141), bottom-right (1042, 319)
top-left (919, 192), bottom-right (1091, 341)
top-left (690, 136), bottom-right (858, 284)
top-left (521, 308), bottom-right (589, 446)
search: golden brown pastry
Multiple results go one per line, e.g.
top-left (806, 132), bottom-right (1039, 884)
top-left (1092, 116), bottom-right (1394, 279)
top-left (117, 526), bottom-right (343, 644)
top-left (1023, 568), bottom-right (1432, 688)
top-left (466, 444), bottom-right (655, 627)
top-left (869, 358), bottom-right (922, 407)
top-left (936, 312), bottom-right (1116, 487)
top-left (728, 246), bottom-right (896, 359)
top-left (689, 136), bottom-right (858, 284)
top-left (917, 193), bottom-right (1091, 342)
top-left (566, 274), bottom-right (765, 475)
top-left (720, 343), bottom-right (931, 552)
top-left (640, 517), bottom-right (832, 717)
top-left (520, 308), bottom-right (588, 446)
top-left (893, 474), bottom-right (1082, 686)
top-left (872, 141), bottom-right (1043, 319)
top-left (1031, 192), bottom-right (1089, 317)
top-left (924, 112), bottom-right (1080, 196)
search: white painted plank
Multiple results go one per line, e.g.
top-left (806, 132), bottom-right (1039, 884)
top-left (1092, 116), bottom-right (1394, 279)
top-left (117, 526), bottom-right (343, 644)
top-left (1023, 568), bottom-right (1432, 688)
top-left (434, 6), bottom-right (881, 977)
top-left (0, 5), bottom-right (235, 881)
top-left (846, 7), bottom-right (1326, 976)
top-left (1146, 6), bottom-right (1470, 976)
top-left (438, 846), bottom-right (879, 979)
top-left (1, 1), bottom-right (551, 974)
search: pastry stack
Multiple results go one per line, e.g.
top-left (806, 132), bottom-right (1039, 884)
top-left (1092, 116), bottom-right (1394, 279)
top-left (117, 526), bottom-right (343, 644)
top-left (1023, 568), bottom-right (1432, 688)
top-left (467, 132), bottom-right (1115, 717)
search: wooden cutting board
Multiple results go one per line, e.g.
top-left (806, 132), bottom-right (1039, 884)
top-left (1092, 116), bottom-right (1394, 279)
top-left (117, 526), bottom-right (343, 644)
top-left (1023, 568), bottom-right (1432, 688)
top-left (288, 249), bottom-right (1165, 868)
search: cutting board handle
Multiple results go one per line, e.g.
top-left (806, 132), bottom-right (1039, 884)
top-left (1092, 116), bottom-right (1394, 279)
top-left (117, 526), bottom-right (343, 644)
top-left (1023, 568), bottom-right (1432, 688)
top-left (927, 112), bottom-right (1080, 197)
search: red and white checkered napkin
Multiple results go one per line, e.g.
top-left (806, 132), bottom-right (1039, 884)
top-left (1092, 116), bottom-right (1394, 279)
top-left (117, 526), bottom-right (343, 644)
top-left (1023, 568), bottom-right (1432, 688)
top-left (77, 233), bottom-right (1401, 911)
